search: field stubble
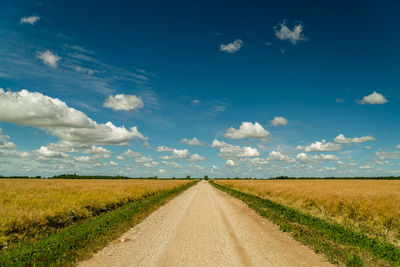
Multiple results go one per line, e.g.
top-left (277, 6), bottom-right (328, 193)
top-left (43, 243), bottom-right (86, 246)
top-left (214, 179), bottom-right (400, 246)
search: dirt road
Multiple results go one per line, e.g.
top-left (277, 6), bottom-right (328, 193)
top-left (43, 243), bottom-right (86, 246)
top-left (79, 181), bottom-right (332, 267)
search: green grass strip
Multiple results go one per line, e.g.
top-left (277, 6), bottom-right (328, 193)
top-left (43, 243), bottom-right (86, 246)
top-left (0, 180), bottom-right (198, 267)
top-left (210, 181), bottom-right (400, 267)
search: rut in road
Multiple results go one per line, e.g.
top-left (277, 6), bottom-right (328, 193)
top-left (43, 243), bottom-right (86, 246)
top-left (79, 181), bottom-right (333, 267)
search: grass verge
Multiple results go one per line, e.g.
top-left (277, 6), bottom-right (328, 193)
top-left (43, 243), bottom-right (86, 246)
top-left (210, 181), bottom-right (400, 267)
top-left (0, 180), bottom-right (198, 266)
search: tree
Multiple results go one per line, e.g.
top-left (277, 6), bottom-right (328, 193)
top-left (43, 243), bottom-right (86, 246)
top-left (204, 175), bottom-right (209, 180)
top-left (186, 175), bottom-right (191, 179)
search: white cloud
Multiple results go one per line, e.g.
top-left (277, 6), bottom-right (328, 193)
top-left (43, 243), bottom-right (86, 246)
top-left (122, 149), bottom-right (141, 158)
top-left (0, 128), bottom-right (16, 150)
top-left (108, 161), bottom-right (119, 166)
top-left (162, 161), bottom-right (182, 169)
top-left (296, 153), bottom-right (338, 163)
top-left (0, 89), bottom-right (146, 146)
top-left (220, 39), bottom-right (244, 53)
top-left (304, 140), bottom-right (342, 152)
top-left (181, 137), bottom-right (203, 146)
top-left (219, 145), bottom-right (260, 159)
top-left (274, 21), bottom-right (306, 45)
top-left (75, 66), bottom-right (99, 75)
top-left (103, 94), bottom-right (144, 111)
top-left (172, 149), bottom-right (190, 159)
top-left (271, 116), bottom-right (288, 126)
top-left (267, 151), bottom-right (295, 163)
top-left (246, 157), bottom-right (269, 166)
top-left (376, 151), bottom-right (400, 160)
top-left (211, 139), bottom-right (259, 160)
top-left (135, 155), bottom-right (154, 163)
top-left (224, 122), bottom-right (271, 140)
top-left (37, 50), bottom-right (61, 68)
top-left (73, 156), bottom-right (92, 163)
top-left (295, 145), bottom-right (304, 151)
top-left (360, 91), bottom-right (388, 104)
top-left (34, 146), bottom-right (68, 159)
top-left (211, 139), bottom-right (230, 148)
top-left (334, 134), bottom-right (375, 144)
top-left (360, 165), bottom-right (371, 169)
top-left (225, 159), bottom-right (237, 167)
top-left (187, 154), bottom-right (206, 162)
top-left (155, 145), bottom-right (173, 152)
top-left (257, 144), bottom-right (268, 150)
top-left (397, 145), bottom-right (400, 149)
top-left (83, 146), bottom-right (111, 158)
top-left (116, 155), bottom-right (125, 161)
top-left (20, 16), bottom-right (40, 25)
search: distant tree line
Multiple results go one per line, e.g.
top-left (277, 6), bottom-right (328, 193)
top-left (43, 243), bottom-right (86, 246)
top-left (2, 174), bottom-right (399, 180)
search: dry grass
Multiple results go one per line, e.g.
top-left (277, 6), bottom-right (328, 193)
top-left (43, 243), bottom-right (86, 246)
top-left (215, 179), bottom-right (400, 246)
top-left (0, 179), bottom-right (190, 245)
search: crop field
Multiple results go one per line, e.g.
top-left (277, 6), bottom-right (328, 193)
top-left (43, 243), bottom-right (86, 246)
top-left (214, 179), bottom-right (400, 246)
top-left (0, 179), bottom-right (191, 247)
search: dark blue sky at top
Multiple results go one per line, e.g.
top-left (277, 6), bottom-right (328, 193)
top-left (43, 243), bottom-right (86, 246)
top-left (0, 0), bottom-right (399, 177)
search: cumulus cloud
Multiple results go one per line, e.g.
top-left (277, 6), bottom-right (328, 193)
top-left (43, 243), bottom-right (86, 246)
top-left (397, 145), bottom-right (400, 149)
top-left (267, 151), bottom-right (295, 163)
top-left (304, 140), bottom-right (342, 152)
top-left (171, 149), bottom-right (190, 159)
top-left (246, 157), bottom-right (269, 167)
top-left (162, 161), bottom-right (182, 169)
top-left (37, 50), bottom-right (61, 68)
top-left (187, 154), bottom-right (206, 162)
top-left (220, 39), bottom-right (244, 53)
top-left (274, 21), bottom-right (306, 45)
top-left (20, 16), bottom-right (40, 25)
top-left (83, 145), bottom-right (111, 158)
top-left (181, 137), bottom-right (203, 146)
top-left (34, 146), bottom-right (69, 159)
top-left (108, 161), bottom-right (119, 166)
top-left (211, 139), bottom-right (259, 160)
top-left (224, 122), bottom-right (271, 140)
top-left (135, 155), bottom-right (154, 163)
top-left (122, 149), bottom-right (142, 158)
top-left (73, 156), bottom-right (93, 163)
top-left (103, 94), bottom-right (144, 111)
top-left (334, 134), bottom-right (375, 144)
top-left (360, 91), bottom-right (388, 104)
top-left (155, 145), bottom-right (173, 152)
top-left (0, 89), bottom-right (146, 146)
top-left (376, 151), bottom-right (400, 160)
top-left (225, 159), bottom-right (237, 167)
top-left (360, 165), bottom-right (371, 169)
top-left (0, 128), bottom-right (16, 150)
top-left (219, 145), bottom-right (259, 159)
top-left (211, 139), bottom-right (230, 148)
top-left (296, 153), bottom-right (338, 163)
top-left (271, 116), bottom-right (288, 126)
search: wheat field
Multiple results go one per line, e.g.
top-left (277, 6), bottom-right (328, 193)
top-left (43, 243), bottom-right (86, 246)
top-left (215, 179), bottom-right (400, 246)
top-left (0, 179), bottom-right (190, 246)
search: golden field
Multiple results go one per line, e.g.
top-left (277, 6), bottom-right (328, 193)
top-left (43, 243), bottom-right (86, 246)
top-left (215, 179), bottom-right (400, 246)
top-left (0, 179), bottom-right (190, 245)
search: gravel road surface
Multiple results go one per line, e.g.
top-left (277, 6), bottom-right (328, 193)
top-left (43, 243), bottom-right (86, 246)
top-left (79, 181), bottom-right (332, 267)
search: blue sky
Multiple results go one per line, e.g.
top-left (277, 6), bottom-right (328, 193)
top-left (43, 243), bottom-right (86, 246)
top-left (0, 0), bottom-right (399, 177)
